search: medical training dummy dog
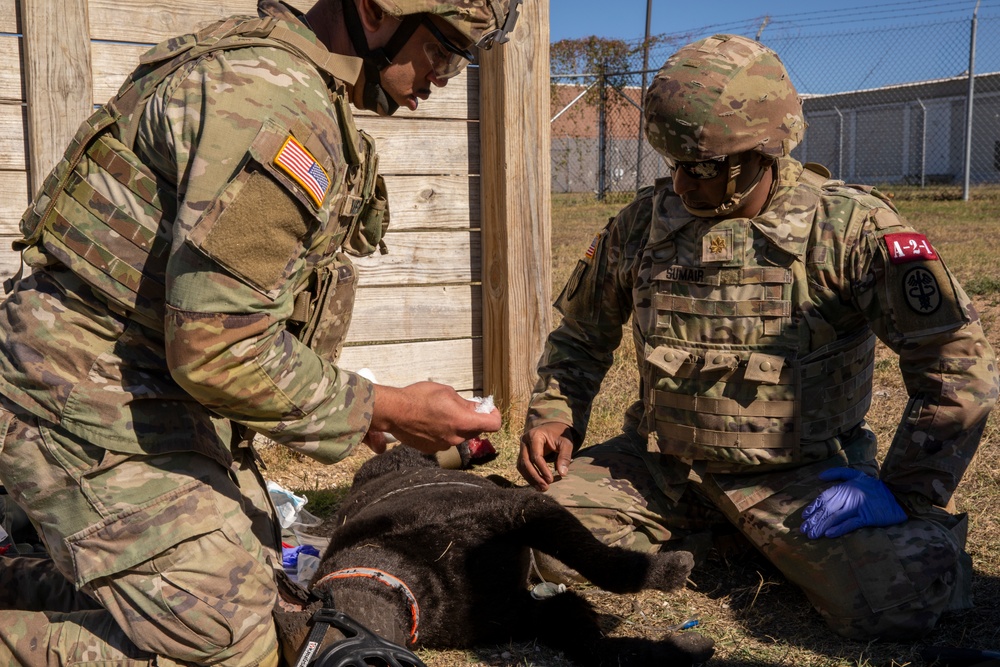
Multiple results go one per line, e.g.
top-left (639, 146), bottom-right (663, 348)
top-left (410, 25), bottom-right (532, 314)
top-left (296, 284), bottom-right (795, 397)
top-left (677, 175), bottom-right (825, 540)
top-left (275, 445), bottom-right (714, 666)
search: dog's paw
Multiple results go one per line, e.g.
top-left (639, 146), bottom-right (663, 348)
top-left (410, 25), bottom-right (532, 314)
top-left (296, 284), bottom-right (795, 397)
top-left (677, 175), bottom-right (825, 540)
top-left (646, 549), bottom-right (695, 591)
top-left (661, 629), bottom-right (715, 665)
top-left (590, 633), bottom-right (714, 667)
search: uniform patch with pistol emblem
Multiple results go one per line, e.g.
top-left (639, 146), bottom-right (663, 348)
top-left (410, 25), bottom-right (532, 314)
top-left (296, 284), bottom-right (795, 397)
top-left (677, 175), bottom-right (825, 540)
top-left (884, 232), bottom-right (938, 264)
top-left (903, 266), bottom-right (941, 314)
top-left (274, 135), bottom-right (330, 208)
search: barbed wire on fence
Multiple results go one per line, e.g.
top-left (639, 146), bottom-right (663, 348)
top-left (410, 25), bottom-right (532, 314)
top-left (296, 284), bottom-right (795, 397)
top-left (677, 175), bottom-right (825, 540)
top-left (551, 14), bottom-right (1000, 199)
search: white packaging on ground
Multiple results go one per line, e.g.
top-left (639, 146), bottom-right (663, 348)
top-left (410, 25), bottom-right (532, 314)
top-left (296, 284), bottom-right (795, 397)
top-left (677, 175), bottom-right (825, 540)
top-left (266, 480), bottom-right (311, 530)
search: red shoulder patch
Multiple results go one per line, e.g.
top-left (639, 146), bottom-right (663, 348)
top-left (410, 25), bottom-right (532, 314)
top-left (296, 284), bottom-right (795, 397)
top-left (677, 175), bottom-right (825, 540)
top-left (884, 232), bottom-right (938, 264)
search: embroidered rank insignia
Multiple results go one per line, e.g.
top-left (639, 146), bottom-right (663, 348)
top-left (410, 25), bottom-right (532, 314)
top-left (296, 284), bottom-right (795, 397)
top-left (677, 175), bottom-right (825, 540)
top-left (903, 266), bottom-right (941, 314)
top-left (274, 136), bottom-right (330, 208)
top-left (702, 229), bottom-right (733, 262)
top-left (884, 232), bottom-right (938, 264)
top-left (709, 236), bottom-right (728, 255)
top-left (584, 233), bottom-right (600, 259)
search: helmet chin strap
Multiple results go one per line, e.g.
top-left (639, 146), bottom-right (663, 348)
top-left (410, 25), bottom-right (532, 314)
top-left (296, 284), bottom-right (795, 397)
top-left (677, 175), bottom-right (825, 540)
top-left (341, 0), bottom-right (422, 116)
top-left (682, 154), bottom-right (770, 218)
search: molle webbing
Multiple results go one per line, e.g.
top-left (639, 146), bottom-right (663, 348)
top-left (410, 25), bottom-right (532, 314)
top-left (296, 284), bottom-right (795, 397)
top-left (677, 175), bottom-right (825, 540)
top-left (799, 330), bottom-right (876, 441)
top-left (650, 330), bottom-right (875, 452)
top-left (653, 293), bottom-right (792, 318)
top-left (12, 14), bottom-right (363, 328)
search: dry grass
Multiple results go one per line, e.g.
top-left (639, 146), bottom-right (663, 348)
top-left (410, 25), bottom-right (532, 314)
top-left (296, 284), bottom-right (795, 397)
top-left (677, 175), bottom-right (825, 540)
top-left (262, 186), bottom-right (1000, 667)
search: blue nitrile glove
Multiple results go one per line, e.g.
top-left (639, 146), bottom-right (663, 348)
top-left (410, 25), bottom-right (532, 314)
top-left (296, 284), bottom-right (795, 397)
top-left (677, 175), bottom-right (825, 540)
top-left (799, 467), bottom-right (908, 539)
top-left (282, 544), bottom-right (321, 569)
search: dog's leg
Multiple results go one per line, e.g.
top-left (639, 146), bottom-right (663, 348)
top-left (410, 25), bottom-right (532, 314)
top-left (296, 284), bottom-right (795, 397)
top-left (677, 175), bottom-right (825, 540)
top-left (521, 590), bottom-right (714, 667)
top-left (513, 493), bottom-right (694, 592)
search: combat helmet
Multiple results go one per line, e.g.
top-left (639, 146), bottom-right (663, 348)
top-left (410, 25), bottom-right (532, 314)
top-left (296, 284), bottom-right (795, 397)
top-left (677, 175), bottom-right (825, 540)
top-left (342, 0), bottom-right (522, 116)
top-left (375, 0), bottom-right (521, 52)
top-left (643, 34), bottom-right (805, 217)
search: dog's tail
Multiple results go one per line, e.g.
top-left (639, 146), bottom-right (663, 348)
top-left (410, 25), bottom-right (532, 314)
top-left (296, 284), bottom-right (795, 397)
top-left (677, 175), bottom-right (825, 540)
top-left (513, 493), bottom-right (693, 593)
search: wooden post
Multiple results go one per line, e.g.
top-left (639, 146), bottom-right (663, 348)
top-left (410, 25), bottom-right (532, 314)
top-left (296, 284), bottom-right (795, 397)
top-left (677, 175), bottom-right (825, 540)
top-left (20, 0), bottom-right (93, 192)
top-left (479, 0), bottom-right (552, 417)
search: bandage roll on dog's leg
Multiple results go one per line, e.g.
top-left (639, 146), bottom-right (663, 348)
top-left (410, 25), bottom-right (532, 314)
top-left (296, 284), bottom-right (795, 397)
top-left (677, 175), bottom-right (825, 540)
top-left (435, 447), bottom-right (464, 470)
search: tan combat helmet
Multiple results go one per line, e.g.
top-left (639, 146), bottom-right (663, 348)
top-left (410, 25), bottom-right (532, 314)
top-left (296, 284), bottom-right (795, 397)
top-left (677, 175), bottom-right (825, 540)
top-left (374, 0), bottom-right (521, 51)
top-left (643, 34), bottom-right (805, 217)
top-left (343, 0), bottom-right (521, 115)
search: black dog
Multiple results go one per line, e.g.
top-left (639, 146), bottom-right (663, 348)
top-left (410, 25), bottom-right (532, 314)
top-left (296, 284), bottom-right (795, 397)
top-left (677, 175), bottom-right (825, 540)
top-left (277, 445), bottom-right (714, 666)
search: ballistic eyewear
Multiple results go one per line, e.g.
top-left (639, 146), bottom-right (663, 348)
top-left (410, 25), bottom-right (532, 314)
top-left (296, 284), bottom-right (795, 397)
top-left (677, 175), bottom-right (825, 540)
top-left (421, 15), bottom-right (475, 80)
top-left (666, 155), bottom-right (729, 180)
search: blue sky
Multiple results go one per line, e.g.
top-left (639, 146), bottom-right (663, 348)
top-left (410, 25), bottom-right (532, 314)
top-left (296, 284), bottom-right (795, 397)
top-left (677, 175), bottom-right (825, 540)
top-left (548, 0), bottom-right (998, 44)
top-left (548, 0), bottom-right (1000, 95)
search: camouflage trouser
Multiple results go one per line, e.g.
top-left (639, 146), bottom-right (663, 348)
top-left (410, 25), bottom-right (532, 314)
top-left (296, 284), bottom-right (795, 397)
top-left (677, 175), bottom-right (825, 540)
top-left (0, 405), bottom-right (284, 666)
top-left (543, 430), bottom-right (973, 640)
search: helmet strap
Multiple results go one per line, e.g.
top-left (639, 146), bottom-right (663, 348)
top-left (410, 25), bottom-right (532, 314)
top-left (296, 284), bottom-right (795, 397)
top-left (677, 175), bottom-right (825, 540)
top-left (684, 154), bottom-right (770, 218)
top-left (342, 0), bottom-right (423, 116)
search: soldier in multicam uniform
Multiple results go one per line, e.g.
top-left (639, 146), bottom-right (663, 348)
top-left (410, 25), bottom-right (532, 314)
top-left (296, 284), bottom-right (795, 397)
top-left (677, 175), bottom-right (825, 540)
top-left (520, 34), bottom-right (999, 640)
top-left (0, 0), bottom-right (519, 664)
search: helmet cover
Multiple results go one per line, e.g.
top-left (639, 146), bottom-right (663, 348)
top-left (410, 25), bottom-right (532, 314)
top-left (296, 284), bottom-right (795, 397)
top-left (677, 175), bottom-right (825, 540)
top-left (372, 0), bottom-right (520, 49)
top-left (644, 34), bottom-right (805, 160)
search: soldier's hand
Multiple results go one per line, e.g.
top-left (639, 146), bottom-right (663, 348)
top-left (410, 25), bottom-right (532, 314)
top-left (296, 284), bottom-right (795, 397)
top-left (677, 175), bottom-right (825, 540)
top-left (362, 429), bottom-right (389, 455)
top-left (518, 422), bottom-right (574, 491)
top-left (370, 381), bottom-right (502, 454)
top-left (800, 467), bottom-right (908, 539)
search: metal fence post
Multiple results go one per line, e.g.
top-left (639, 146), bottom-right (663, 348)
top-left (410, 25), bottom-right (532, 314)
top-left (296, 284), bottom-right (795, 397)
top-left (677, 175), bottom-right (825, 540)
top-left (835, 107), bottom-right (844, 179)
top-left (635, 0), bottom-right (652, 192)
top-left (597, 64), bottom-right (607, 200)
top-left (917, 99), bottom-right (927, 188)
top-left (963, 1), bottom-right (980, 201)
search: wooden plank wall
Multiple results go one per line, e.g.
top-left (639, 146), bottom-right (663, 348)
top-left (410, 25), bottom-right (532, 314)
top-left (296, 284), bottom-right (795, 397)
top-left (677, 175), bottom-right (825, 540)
top-left (481, 0), bottom-right (551, 415)
top-left (0, 0), bottom-right (28, 280)
top-left (1, 0), bottom-right (549, 403)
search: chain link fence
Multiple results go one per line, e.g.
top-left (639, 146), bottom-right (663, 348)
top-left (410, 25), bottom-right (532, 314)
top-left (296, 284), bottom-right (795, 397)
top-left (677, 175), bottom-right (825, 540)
top-left (551, 14), bottom-right (1000, 198)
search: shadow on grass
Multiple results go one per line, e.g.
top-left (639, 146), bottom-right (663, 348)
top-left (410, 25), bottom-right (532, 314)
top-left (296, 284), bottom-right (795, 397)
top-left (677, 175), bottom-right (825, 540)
top-left (686, 545), bottom-right (1000, 667)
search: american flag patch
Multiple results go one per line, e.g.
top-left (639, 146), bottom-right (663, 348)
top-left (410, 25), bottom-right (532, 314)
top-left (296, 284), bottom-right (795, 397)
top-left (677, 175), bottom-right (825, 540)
top-left (584, 233), bottom-right (600, 259)
top-left (274, 136), bottom-right (330, 208)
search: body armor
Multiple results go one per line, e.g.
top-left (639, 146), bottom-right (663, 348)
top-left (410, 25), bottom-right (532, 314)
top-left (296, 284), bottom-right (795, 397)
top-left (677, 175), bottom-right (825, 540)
top-left (636, 164), bottom-right (875, 471)
top-left (11, 12), bottom-right (388, 363)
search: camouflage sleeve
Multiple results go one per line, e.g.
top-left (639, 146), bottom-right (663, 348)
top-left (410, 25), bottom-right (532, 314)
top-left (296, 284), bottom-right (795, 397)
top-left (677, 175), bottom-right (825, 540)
top-left (139, 45), bottom-right (373, 464)
top-left (523, 191), bottom-right (654, 444)
top-left (848, 202), bottom-right (999, 509)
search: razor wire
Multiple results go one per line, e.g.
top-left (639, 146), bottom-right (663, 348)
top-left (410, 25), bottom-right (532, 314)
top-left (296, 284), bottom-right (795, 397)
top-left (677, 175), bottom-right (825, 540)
top-left (551, 14), bottom-right (1000, 199)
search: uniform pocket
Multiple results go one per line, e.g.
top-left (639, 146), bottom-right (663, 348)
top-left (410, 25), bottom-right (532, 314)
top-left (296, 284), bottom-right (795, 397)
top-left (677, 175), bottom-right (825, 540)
top-left (66, 477), bottom-right (276, 654)
top-left (66, 478), bottom-right (229, 588)
top-left (845, 516), bottom-right (961, 613)
top-left (187, 122), bottom-right (330, 298)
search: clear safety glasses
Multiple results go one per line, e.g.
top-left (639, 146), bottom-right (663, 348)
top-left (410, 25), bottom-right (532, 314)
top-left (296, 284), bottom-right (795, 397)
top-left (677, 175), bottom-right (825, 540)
top-left (421, 16), bottom-right (475, 80)
top-left (665, 155), bottom-right (729, 180)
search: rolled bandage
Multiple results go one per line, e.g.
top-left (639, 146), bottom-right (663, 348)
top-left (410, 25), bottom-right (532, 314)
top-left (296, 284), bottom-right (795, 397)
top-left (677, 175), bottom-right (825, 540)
top-left (470, 395), bottom-right (495, 414)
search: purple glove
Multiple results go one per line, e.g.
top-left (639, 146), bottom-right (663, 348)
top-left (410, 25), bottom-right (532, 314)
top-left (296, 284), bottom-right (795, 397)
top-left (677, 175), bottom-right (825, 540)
top-left (282, 544), bottom-right (320, 569)
top-left (799, 467), bottom-right (907, 539)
